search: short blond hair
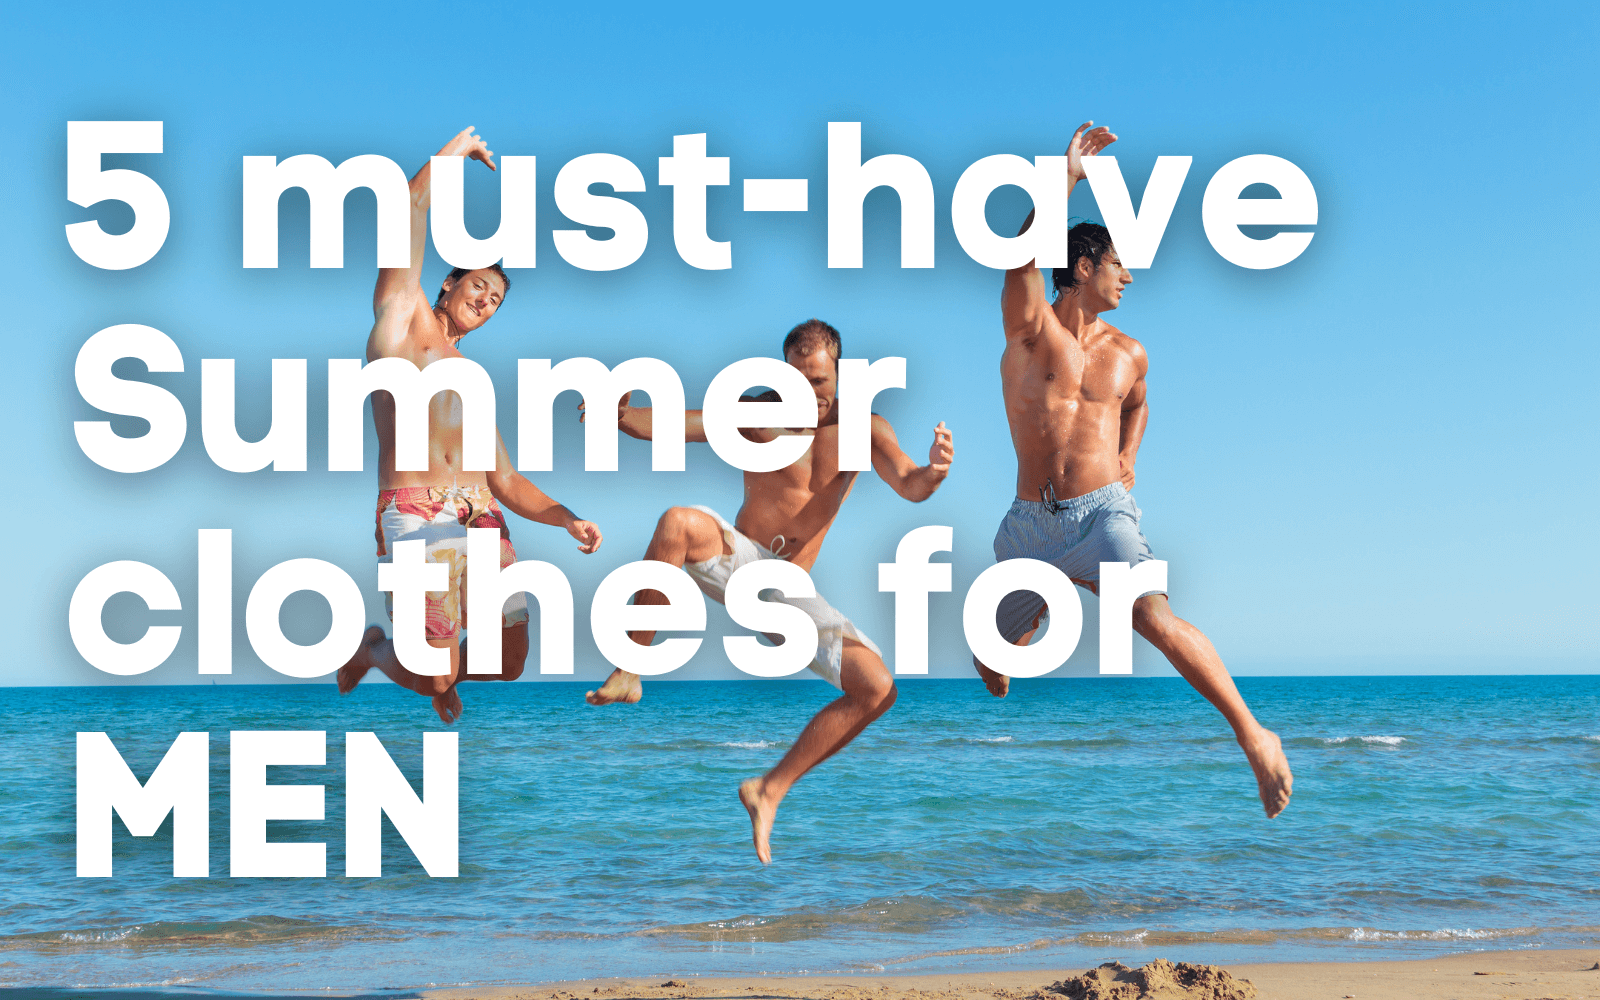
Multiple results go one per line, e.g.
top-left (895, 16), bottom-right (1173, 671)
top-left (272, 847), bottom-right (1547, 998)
top-left (782, 318), bottom-right (841, 366)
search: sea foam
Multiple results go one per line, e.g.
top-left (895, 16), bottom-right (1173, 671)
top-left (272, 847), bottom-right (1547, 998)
top-left (1322, 735), bottom-right (1407, 745)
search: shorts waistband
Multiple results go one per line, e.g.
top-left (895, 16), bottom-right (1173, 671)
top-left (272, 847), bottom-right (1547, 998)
top-left (378, 484), bottom-right (495, 504)
top-left (1013, 481), bottom-right (1127, 515)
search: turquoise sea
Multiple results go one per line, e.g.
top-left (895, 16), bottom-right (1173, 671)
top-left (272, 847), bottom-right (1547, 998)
top-left (1, 675), bottom-right (1597, 989)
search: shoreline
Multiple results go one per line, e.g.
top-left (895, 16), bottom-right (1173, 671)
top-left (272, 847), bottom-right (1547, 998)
top-left (422, 949), bottom-right (1600, 1000)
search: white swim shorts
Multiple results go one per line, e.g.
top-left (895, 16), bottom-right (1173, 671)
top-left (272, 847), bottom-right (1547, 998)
top-left (682, 506), bottom-right (880, 689)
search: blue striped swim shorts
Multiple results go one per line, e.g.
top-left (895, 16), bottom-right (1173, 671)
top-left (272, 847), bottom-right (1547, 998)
top-left (991, 481), bottom-right (1163, 644)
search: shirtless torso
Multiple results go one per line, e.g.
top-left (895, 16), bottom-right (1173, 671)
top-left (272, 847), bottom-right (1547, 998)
top-left (995, 123), bottom-right (1146, 504)
top-left (730, 422), bottom-right (856, 570)
top-left (368, 271), bottom-right (500, 494)
top-left (1001, 305), bottom-right (1147, 503)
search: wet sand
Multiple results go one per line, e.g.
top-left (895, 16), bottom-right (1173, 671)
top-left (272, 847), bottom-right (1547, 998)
top-left (422, 948), bottom-right (1600, 1000)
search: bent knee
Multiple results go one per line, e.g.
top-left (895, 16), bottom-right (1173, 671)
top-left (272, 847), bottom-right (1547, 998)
top-left (1130, 594), bottom-right (1175, 636)
top-left (850, 674), bottom-right (896, 715)
top-left (877, 681), bottom-right (899, 714)
top-left (657, 506), bottom-right (701, 538)
top-left (659, 506), bottom-right (725, 557)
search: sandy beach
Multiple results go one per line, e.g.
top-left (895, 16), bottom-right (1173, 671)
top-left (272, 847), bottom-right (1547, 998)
top-left (424, 949), bottom-right (1600, 1000)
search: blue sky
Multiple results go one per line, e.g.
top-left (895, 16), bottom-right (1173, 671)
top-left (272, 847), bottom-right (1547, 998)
top-left (3, 1), bottom-right (1596, 685)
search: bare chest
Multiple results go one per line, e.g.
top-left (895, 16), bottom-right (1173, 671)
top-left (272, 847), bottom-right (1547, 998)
top-left (1004, 330), bottom-right (1138, 409)
top-left (750, 427), bottom-right (854, 499)
top-left (370, 337), bottom-right (467, 425)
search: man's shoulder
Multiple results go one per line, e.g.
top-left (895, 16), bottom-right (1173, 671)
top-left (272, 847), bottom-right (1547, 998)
top-left (1101, 322), bottom-right (1148, 363)
top-left (1098, 318), bottom-right (1132, 341)
top-left (368, 307), bottom-right (446, 364)
top-left (823, 411), bottom-right (897, 439)
top-left (868, 411), bottom-right (897, 437)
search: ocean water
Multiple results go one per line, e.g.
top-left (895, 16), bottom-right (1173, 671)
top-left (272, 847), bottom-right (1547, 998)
top-left (1, 675), bottom-right (1597, 989)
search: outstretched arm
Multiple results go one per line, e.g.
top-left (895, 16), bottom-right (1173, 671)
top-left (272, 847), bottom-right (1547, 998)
top-left (871, 416), bottom-right (953, 502)
top-left (485, 431), bottom-right (602, 553)
top-left (586, 391), bottom-right (778, 444)
top-left (608, 391), bottom-right (711, 443)
top-left (1001, 121), bottom-right (1117, 337)
top-left (368, 127), bottom-right (496, 357)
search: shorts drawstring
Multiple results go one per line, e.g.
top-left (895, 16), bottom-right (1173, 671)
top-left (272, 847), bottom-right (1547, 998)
top-left (1039, 481), bottom-right (1067, 514)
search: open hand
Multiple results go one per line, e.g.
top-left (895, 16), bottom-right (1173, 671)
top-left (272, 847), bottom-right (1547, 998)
top-left (567, 519), bottom-right (602, 554)
top-left (1066, 121), bottom-right (1117, 183)
top-left (438, 125), bottom-right (497, 171)
top-left (929, 421), bottom-right (954, 472)
top-left (1118, 456), bottom-right (1136, 491)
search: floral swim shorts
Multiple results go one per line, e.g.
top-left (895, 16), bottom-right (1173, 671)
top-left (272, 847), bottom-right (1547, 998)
top-left (375, 485), bottom-right (530, 640)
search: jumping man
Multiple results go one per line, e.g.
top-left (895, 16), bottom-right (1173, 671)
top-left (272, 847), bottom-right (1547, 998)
top-left (337, 126), bottom-right (603, 724)
top-left (979, 121), bottom-right (1293, 818)
top-left (585, 319), bottom-right (955, 861)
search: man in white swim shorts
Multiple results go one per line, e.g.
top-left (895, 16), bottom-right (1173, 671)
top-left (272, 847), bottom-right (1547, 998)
top-left (584, 319), bottom-right (955, 863)
top-left (673, 504), bottom-right (879, 689)
top-left (983, 120), bottom-right (1293, 819)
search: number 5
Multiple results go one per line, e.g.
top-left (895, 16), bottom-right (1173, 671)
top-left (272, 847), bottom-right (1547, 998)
top-left (66, 121), bottom-right (171, 270)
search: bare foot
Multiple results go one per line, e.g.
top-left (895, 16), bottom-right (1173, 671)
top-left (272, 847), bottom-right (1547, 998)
top-left (1240, 728), bottom-right (1293, 818)
top-left (973, 657), bottom-right (1009, 698)
top-left (338, 626), bottom-right (385, 694)
top-left (432, 686), bottom-right (463, 725)
top-left (585, 668), bottom-right (642, 706)
top-left (738, 777), bottom-right (777, 865)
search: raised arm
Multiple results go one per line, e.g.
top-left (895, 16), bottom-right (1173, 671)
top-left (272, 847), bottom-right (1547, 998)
top-left (484, 431), bottom-right (602, 553)
top-left (368, 127), bottom-right (496, 356)
top-left (1117, 346), bottom-right (1150, 491)
top-left (870, 416), bottom-right (953, 502)
top-left (1002, 121), bottom-right (1117, 338)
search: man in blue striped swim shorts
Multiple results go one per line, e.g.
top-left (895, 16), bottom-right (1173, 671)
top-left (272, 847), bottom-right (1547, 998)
top-left (990, 481), bottom-right (1157, 647)
top-left (983, 121), bottom-right (1293, 819)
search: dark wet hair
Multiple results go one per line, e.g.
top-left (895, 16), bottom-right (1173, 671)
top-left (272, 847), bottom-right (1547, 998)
top-left (1051, 223), bottom-right (1115, 295)
top-left (435, 264), bottom-right (512, 306)
top-left (782, 318), bottom-right (842, 366)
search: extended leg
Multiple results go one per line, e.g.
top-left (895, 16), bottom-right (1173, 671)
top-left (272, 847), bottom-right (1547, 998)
top-left (1131, 593), bottom-right (1293, 818)
top-left (456, 622), bottom-right (530, 682)
top-left (338, 627), bottom-right (465, 725)
top-left (738, 638), bottom-right (897, 863)
top-left (457, 536), bottom-right (531, 683)
top-left (586, 507), bottom-right (728, 706)
top-left (973, 602), bottom-right (1050, 698)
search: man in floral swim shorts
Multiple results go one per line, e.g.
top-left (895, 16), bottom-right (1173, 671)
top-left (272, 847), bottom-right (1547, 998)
top-left (335, 126), bottom-right (603, 724)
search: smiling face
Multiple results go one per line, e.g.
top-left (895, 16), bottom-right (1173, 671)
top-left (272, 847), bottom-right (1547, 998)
top-left (436, 268), bottom-right (507, 334)
top-left (1078, 247), bottom-right (1133, 311)
top-left (785, 346), bottom-right (839, 423)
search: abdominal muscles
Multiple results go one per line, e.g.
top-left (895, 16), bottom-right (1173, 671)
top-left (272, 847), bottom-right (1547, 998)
top-left (1008, 393), bottom-right (1122, 500)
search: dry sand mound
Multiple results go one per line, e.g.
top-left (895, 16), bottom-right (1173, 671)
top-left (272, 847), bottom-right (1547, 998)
top-left (1030, 959), bottom-right (1257, 1000)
